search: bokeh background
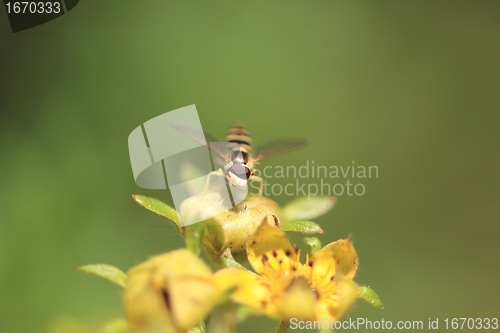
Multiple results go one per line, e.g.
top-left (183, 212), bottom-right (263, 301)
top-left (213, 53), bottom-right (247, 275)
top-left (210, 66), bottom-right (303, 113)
top-left (1, 1), bottom-right (500, 332)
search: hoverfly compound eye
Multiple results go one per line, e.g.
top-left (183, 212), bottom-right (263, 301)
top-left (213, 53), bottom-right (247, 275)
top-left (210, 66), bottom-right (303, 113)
top-left (227, 164), bottom-right (251, 180)
top-left (245, 165), bottom-right (251, 179)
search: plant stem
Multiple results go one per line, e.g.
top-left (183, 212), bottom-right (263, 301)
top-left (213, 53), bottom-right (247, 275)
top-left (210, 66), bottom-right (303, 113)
top-left (274, 320), bottom-right (290, 333)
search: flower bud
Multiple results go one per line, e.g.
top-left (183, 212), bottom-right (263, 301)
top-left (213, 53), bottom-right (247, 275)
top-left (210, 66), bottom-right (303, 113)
top-left (123, 249), bottom-right (221, 333)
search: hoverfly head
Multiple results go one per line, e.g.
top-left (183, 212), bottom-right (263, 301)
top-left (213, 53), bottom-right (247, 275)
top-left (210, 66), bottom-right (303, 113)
top-left (225, 163), bottom-right (251, 188)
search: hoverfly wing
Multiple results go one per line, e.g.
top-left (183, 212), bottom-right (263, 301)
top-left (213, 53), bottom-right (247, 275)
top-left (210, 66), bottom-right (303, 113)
top-left (253, 139), bottom-right (308, 162)
top-left (171, 123), bottom-right (227, 161)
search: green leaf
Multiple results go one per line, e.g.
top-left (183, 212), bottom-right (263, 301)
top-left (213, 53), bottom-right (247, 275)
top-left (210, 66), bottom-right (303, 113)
top-left (78, 264), bottom-right (126, 288)
top-left (358, 286), bottom-right (384, 309)
top-left (132, 194), bottom-right (180, 232)
top-left (97, 319), bottom-right (130, 333)
top-left (303, 237), bottom-right (322, 257)
top-left (185, 221), bottom-right (206, 256)
top-left (281, 220), bottom-right (324, 235)
top-left (202, 218), bottom-right (226, 267)
top-left (205, 218), bottom-right (225, 253)
top-left (282, 196), bottom-right (337, 221)
top-left (220, 248), bottom-right (250, 271)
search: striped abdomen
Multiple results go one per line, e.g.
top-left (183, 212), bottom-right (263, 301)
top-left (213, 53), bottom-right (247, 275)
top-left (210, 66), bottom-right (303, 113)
top-left (226, 123), bottom-right (252, 164)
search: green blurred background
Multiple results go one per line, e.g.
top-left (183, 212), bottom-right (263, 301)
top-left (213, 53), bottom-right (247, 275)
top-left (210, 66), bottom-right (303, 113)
top-left (1, 1), bottom-right (499, 332)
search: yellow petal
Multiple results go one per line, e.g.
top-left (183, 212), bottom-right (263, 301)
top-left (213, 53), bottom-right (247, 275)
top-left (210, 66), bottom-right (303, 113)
top-left (168, 276), bottom-right (220, 332)
top-left (124, 264), bottom-right (175, 330)
top-left (311, 238), bottom-right (358, 286)
top-left (314, 273), bottom-right (358, 322)
top-left (246, 221), bottom-right (297, 280)
top-left (315, 297), bottom-right (340, 322)
top-left (279, 276), bottom-right (317, 321)
top-left (335, 274), bottom-right (359, 320)
top-left (124, 249), bottom-right (221, 333)
top-left (215, 199), bottom-right (282, 253)
top-left (214, 268), bottom-right (271, 311)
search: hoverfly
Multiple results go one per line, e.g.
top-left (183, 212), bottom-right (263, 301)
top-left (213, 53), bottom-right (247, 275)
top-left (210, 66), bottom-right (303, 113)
top-left (174, 122), bottom-right (307, 197)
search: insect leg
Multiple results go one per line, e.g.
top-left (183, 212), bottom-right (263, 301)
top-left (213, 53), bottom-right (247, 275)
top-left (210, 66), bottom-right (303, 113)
top-left (199, 169), bottom-right (226, 196)
top-left (249, 175), bottom-right (264, 198)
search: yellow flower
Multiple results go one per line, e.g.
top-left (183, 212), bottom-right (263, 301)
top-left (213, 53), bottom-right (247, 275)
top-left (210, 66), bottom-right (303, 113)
top-left (123, 249), bottom-right (223, 333)
top-left (214, 222), bottom-right (359, 322)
